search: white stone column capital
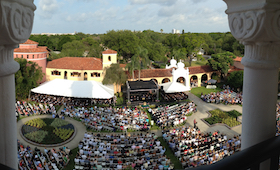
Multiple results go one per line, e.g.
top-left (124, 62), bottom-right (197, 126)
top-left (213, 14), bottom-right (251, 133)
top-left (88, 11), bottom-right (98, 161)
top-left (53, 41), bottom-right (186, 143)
top-left (0, 0), bottom-right (36, 77)
top-left (224, 0), bottom-right (280, 69)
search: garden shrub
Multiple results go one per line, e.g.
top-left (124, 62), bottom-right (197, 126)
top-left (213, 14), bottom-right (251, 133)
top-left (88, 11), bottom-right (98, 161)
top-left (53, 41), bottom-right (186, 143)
top-left (205, 109), bottom-right (241, 127)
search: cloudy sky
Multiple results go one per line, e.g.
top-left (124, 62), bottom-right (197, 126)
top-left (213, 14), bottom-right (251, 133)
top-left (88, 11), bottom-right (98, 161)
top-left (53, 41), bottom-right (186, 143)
top-left (32, 0), bottom-right (230, 34)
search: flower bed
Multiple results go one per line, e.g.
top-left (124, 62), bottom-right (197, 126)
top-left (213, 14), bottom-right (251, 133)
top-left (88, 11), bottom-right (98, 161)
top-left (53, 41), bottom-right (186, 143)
top-left (22, 118), bottom-right (74, 145)
top-left (204, 109), bottom-right (242, 127)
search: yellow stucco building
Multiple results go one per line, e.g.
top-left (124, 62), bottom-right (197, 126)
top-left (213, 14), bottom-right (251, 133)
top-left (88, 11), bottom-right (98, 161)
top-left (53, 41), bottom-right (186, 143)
top-left (46, 49), bottom-right (117, 82)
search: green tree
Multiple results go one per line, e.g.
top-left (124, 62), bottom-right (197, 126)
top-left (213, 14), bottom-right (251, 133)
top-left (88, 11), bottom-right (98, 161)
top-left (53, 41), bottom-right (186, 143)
top-left (172, 49), bottom-right (186, 61)
top-left (15, 58), bottom-right (44, 100)
top-left (102, 64), bottom-right (127, 92)
top-left (227, 71), bottom-right (244, 90)
top-left (60, 40), bottom-right (86, 57)
top-left (132, 46), bottom-right (149, 80)
top-left (125, 55), bottom-right (139, 80)
top-left (208, 51), bottom-right (235, 79)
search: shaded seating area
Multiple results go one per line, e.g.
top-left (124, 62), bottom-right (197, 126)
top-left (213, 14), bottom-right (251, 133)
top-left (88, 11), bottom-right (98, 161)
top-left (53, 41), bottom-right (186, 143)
top-left (126, 80), bottom-right (159, 104)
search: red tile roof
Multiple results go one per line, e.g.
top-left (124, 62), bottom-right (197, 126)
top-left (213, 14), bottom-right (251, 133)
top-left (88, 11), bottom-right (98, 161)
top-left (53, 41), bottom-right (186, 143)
top-left (102, 49), bottom-right (117, 54)
top-left (47, 57), bottom-right (103, 70)
top-left (188, 65), bottom-right (213, 74)
top-left (228, 66), bottom-right (243, 73)
top-left (119, 64), bottom-right (126, 68)
top-left (234, 56), bottom-right (242, 62)
top-left (21, 39), bottom-right (39, 44)
top-left (126, 69), bottom-right (172, 79)
top-left (14, 46), bottom-right (48, 53)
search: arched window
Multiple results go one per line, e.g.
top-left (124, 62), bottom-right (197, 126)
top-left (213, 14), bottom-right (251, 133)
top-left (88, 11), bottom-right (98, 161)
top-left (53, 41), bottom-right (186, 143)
top-left (27, 55), bottom-right (29, 59)
top-left (21, 55), bottom-right (23, 58)
top-left (91, 72), bottom-right (101, 77)
top-left (108, 56), bottom-right (111, 61)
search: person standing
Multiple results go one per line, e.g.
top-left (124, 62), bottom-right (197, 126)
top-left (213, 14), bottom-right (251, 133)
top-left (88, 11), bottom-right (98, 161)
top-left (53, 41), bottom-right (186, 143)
top-left (194, 119), bottom-right (197, 129)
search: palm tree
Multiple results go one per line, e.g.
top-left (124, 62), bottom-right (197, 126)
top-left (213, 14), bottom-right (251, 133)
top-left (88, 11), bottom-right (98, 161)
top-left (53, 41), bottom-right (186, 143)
top-left (102, 63), bottom-right (127, 92)
top-left (132, 46), bottom-right (149, 80)
top-left (160, 29), bottom-right (163, 34)
top-left (125, 55), bottom-right (138, 80)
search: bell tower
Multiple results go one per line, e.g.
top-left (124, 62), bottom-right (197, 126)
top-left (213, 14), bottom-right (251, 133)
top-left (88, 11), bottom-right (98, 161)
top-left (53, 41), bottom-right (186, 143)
top-left (102, 49), bottom-right (117, 69)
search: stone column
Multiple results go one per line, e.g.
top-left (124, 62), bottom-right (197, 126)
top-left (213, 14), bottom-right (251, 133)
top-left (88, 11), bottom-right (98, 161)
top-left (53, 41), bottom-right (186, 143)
top-left (0, 0), bottom-right (35, 169)
top-left (224, 0), bottom-right (280, 168)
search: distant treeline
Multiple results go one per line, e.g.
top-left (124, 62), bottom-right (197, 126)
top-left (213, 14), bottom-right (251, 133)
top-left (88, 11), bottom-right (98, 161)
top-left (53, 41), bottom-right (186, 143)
top-left (29, 30), bottom-right (244, 62)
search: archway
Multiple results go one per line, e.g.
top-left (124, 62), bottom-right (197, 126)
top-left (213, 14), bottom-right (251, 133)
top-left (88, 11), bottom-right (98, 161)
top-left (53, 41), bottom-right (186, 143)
top-left (190, 75), bottom-right (198, 87)
top-left (84, 72), bottom-right (88, 81)
top-left (162, 78), bottom-right (170, 84)
top-left (201, 74), bottom-right (208, 86)
top-left (177, 77), bottom-right (185, 84)
top-left (151, 79), bottom-right (158, 84)
top-left (64, 71), bottom-right (67, 79)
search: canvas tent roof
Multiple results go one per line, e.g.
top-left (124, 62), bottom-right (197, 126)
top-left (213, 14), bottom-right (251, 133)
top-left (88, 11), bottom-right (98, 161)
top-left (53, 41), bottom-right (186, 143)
top-left (31, 79), bottom-right (114, 99)
top-left (160, 82), bottom-right (190, 93)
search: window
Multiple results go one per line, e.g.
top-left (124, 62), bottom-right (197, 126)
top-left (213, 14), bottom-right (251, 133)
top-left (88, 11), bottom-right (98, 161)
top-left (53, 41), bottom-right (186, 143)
top-left (21, 55), bottom-right (23, 58)
top-left (108, 56), bottom-right (111, 61)
top-left (51, 70), bottom-right (61, 76)
top-left (16, 55), bottom-right (18, 58)
top-left (37, 54), bottom-right (39, 58)
top-left (91, 72), bottom-right (101, 77)
top-left (33, 55), bottom-right (34, 59)
top-left (27, 55), bottom-right (29, 59)
top-left (71, 72), bottom-right (81, 77)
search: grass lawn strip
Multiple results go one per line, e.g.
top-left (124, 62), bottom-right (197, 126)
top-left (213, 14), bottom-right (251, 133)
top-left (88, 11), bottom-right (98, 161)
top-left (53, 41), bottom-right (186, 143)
top-left (158, 137), bottom-right (182, 169)
top-left (191, 86), bottom-right (222, 98)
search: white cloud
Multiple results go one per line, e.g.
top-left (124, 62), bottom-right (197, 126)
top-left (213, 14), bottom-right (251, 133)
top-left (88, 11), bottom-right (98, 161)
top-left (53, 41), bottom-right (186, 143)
top-left (129, 0), bottom-right (177, 6)
top-left (38, 0), bottom-right (59, 19)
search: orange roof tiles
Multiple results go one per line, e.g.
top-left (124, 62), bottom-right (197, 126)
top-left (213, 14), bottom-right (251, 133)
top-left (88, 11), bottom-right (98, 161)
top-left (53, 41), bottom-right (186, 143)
top-left (14, 46), bottom-right (48, 53)
top-left (234, 57), bottom-right (242, 62)
top-left (47, 57), bottom-right (103, 70)
top-left (21, 39), bottom-right (39, 44)
top-left (228, 66), bottom-right (243, 73)
top-left (188, 65), bottom-right (213, 74)
top-left (102, 49), bottom-right (117, 54)
top-left (119, 64), bottom-right (126, 68)
top-left (126, 69), bottom-right (173, 79)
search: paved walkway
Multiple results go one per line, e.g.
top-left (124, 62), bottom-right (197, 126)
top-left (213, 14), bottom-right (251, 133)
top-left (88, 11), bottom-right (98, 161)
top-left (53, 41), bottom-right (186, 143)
top-left (186, 92), bottom-right (242, 139)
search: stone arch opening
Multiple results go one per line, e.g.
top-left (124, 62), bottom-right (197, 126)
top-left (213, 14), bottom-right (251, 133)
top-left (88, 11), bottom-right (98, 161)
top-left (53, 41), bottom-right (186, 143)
top-left (151, 79), bottom-right (158, 84)
top-left (177, 77), bottom-right (185, 84)
top-left (162, 78), bottom-right (170, 84)
top-left (201, 74), bottom-right (208, 86)
top-left (190, 75), bottom-right (198, 87)
top-left (84, 72), bottom-right (88, 81)
top-left (64, 71), bottom-right (67, 79)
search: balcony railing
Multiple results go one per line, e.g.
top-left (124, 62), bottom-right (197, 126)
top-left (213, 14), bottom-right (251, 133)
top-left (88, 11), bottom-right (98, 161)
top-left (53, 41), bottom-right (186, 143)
top-left (191, 136), bottom-right (280, 170)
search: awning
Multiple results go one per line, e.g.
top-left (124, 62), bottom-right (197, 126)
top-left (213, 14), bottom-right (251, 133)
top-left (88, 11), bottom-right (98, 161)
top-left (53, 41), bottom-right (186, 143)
top-left (160, 82), bottom-right (190, 93)
top-left (31, 79), bottom-right (114, 99)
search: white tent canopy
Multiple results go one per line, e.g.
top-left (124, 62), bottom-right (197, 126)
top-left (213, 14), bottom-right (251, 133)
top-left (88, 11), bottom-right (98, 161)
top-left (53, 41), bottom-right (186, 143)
top-left (31, 79), bottom-right (114, 99)
top-left (160, 81), bottom-right (190, 93)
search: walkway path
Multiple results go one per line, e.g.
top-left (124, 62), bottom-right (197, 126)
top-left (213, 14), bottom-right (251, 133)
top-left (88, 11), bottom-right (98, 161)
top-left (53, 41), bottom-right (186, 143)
top-left (186, 92), bottom-right (242, 139)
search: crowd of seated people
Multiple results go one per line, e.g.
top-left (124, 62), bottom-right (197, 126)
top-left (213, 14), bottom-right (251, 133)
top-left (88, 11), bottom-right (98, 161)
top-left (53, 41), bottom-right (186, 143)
top-left (16, 101), bottom-right (56, 117)
top-left (130, 92), bottom-right (157, 103)
top-left (61, 104), bottom-right (151, 132)
top-left (162, 127), bottom-right (241, 168)
top-left (150, 102), bottom-right (197, 129)
top-left (200, 87), bottom-right (243, 105)
top-left (30, 93), bottom-right (115, 107)
top-left (276, 103), bottom-right (280, 136)
top-left (74, 132), bottom-right (174, 170)
top-left (17, 140), bottom-right (71, 170)
top-left (161, 92), bottom-right (188, 102)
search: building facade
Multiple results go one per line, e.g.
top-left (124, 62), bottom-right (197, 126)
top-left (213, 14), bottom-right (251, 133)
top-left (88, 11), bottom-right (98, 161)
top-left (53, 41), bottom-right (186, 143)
top-left (14, 39), bottom-right (48, 82)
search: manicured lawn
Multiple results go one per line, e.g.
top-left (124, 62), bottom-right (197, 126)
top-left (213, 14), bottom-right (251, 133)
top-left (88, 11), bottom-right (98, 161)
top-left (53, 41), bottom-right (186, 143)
top-left (158, 137), bottom-right (182, 169)
top-left (205, 109), bottom-right (242, 127)
top-left (191, 86), bottom-right (222, 98)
